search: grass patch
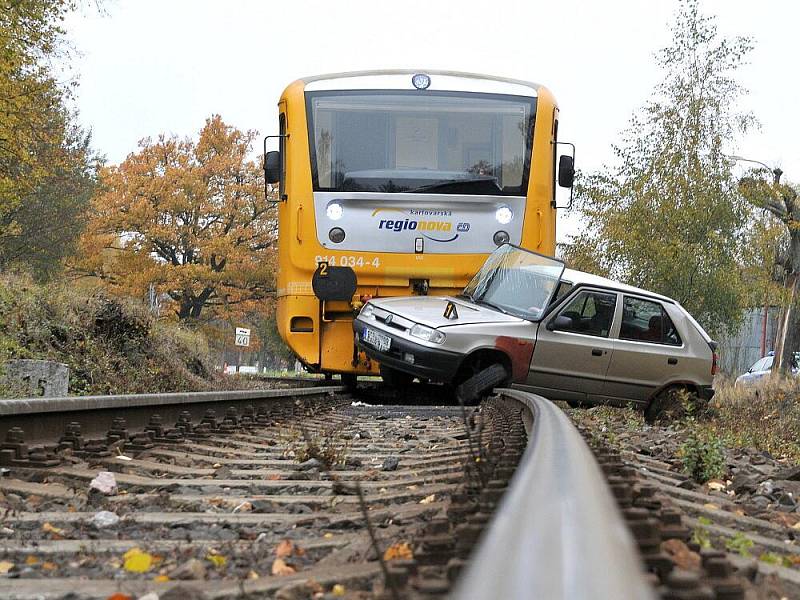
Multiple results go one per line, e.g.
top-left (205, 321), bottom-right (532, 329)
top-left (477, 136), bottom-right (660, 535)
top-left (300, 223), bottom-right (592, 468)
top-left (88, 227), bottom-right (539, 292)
top-left (0, 273), bottom-right (217, 396)
top-left (704, 377), bottom-right (800, 462)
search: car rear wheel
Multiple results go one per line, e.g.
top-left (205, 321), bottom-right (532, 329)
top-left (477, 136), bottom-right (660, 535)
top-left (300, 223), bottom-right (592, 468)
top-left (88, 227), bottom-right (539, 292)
top-left (380, 365), bottom-right (414, 387)
top-left (456, 363), bottom-right (508, 406)
top-left (644, 385), bottom-right (698, 423)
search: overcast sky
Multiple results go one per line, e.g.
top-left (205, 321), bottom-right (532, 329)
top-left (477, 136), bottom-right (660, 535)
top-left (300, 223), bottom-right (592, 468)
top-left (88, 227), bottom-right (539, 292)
top-left (63, 0), bottom-right (799, 241)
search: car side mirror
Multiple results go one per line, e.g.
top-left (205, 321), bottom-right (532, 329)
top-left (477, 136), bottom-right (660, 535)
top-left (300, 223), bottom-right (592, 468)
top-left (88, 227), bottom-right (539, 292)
top-left (265, 150), bottom-right (281, 184)
top-left (547, 315), bottom-right (573, 331)
top-left (558, 155), bottom-right (575, 188)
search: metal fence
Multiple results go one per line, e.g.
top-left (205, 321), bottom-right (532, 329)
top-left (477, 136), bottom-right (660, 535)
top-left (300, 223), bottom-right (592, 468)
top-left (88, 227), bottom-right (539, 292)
top-left (717, 307), bottom-right (780, 376)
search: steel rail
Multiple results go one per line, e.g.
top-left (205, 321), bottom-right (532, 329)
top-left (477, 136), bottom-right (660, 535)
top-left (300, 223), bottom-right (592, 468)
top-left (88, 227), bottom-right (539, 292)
top-left (0, 386), bottom-right (344, 444)
top-left (452, 388), bottom-right (655, 600)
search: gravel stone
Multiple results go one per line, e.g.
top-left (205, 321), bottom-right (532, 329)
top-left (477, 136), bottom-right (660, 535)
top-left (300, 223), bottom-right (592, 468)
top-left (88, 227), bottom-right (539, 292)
top-left (382, 457), bottom-right (400, 471)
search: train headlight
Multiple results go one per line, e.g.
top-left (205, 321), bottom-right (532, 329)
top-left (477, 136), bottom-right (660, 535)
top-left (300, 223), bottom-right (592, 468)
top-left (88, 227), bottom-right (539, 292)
top-left (327, 202), bottom-right (343, 221)
top-left (328, 227), bottom-right (346, 243)
top-left (360, 304), bottom-right (375, 318)
top-left (495, 205), bottom-right (513, 225)
top-left (410, 324), bottom-right (445, 344)
top-left (493, 230), bottom-right (510, 246)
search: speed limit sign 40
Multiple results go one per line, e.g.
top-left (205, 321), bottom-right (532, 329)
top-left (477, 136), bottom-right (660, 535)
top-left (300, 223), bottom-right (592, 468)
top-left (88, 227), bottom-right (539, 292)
top-left (235, 327), bottom-right (250, 347)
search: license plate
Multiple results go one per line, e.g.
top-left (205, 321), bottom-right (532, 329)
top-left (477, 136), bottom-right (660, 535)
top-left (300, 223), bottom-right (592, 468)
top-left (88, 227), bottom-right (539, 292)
top-left (363, 327), bottom-right (391, 352)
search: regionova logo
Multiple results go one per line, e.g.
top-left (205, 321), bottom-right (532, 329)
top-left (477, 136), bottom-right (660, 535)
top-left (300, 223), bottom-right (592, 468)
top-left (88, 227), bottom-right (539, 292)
top-left (371, 208), bottom-right (469, 243)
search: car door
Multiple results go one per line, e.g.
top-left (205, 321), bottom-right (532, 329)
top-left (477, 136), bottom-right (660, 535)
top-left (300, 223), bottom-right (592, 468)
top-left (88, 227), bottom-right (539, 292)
top-left (602, 295), bottom-right (686, 404)
top-left (525, 289), bottom-right (618, 403)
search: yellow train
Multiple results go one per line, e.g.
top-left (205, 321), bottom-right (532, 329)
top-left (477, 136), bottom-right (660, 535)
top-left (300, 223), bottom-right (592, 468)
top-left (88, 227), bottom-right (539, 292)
top-left (265, 70), bottom-right (573, 384)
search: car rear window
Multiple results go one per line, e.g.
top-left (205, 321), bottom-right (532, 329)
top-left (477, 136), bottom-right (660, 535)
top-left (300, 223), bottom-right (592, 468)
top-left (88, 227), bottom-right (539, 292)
top-left (620, 297), bottom-right (681, 346)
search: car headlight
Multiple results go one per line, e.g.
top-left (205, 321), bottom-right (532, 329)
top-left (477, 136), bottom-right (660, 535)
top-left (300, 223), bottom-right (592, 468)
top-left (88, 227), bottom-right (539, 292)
top-left (360, 304), bottom-right (375, 318)
top-left (410, 323), bottom-right (445, 344)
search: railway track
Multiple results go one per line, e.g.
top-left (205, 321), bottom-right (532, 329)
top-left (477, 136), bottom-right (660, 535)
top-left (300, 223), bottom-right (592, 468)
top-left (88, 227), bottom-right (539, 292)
top-left (0, 384), bottom-right (796, 599)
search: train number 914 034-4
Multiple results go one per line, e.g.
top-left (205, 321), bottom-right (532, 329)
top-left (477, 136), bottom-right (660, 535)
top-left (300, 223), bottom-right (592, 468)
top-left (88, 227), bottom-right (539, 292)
top-left (314, 255), bottom-right (381, 268)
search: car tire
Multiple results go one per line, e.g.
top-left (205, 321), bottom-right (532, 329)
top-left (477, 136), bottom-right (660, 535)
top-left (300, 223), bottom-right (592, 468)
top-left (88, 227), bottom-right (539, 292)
top-left (456, 363), bottom-right (507, 406)
top-left (644, 386), bottom-right (696, 423)
top-left (380, 365), bottom-right (414, 387)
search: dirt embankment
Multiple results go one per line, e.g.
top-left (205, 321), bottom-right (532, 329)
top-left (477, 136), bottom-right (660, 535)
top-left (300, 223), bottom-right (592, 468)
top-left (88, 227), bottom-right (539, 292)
top-left (0, 274), bottom-right (220, 397)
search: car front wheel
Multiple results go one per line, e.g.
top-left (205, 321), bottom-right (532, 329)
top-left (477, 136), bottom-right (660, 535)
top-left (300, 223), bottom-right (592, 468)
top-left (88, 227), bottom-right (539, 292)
top-left (456, 363), bottom-right (508, 406)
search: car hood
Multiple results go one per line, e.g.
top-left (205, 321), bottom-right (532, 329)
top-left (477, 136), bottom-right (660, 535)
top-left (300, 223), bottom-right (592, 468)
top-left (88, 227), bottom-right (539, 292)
top-left (369, 296), bottom-right (524, 328)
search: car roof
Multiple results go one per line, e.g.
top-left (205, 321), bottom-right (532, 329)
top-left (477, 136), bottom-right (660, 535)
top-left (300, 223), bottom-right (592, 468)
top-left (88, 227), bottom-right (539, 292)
top-left (560, 268), bottom-right (675, 304)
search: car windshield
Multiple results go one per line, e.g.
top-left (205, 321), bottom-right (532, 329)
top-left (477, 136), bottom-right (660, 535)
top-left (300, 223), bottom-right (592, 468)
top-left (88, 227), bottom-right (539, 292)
top-left (306, 90), bottom-right (535, 195)
top-left (462, 244), bottom-right (565, 321)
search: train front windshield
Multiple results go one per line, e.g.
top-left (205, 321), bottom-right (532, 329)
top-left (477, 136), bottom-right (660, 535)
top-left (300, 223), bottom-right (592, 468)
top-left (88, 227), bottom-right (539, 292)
top-left (306, 91), bottom-right (536, 196)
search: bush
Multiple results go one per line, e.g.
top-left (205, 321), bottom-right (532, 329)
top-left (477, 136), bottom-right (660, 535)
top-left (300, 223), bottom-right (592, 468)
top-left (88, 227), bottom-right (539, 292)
top-left (0, 273), bottom-right (217, 396)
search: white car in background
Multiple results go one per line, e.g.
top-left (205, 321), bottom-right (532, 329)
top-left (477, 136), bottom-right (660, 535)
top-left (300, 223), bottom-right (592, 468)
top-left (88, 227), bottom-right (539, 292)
top-left (734, 353), bottom-right (798, 388)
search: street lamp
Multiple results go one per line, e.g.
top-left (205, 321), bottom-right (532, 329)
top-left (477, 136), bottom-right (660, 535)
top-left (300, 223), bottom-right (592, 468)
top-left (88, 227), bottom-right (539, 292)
top-left (727, 154), bottom-right (783, 185)
top-left (727, 154), bottom-right (782, 359)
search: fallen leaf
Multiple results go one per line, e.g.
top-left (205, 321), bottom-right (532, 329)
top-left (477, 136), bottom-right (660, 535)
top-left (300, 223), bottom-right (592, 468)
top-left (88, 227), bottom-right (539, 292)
top-left (662, 539), bottom-right (701, 571)
top-left (206, 553), bottom-right (227, 568)
top-left (419, 494), bottom-right (436, 505)
top-left (275, 539), bottom-right (294, 558)
top-left (331, 583), bottom-right (346, 596)
top-left (383, 542), bottom-right (414, 561)
top-left (0, 561), bottom-right (13, 574)
top-left (702, 503), bottom-right (720, 511)
top-left (42, 522), bottom-right (65, 539)
top-left (106, 594), bottom-right (133, 600)
top-left (41, 562), bottom-right (57, 571)
top-left (123, 548), bottom-right (153, 573)
top-left (25, 555), bottom-right (39, 565)
top-left (707, 481), bottom-right (726, 492)
top-left (271, 558), bottom-right (296, 576)
top-left (324, 533), bottom-right (334, 539)
top-left (267, 473), bottom-right (282, 481)
top-left (247, 570), bottom-right (259, 580)
top-left (153, 575), bottom-right (170, 582)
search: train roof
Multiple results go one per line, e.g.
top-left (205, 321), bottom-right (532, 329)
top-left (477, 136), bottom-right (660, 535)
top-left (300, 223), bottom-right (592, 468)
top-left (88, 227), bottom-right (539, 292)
top-left (299, 69), bottom-right (542, 96)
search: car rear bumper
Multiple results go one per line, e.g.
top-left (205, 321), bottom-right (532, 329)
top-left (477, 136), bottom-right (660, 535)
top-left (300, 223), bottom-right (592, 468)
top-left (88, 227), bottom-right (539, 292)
top-left (353, 318), bottom-right (462, 382)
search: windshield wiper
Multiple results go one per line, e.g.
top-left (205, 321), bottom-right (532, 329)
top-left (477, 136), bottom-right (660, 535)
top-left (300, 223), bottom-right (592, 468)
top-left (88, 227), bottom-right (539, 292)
top-left (408, 177), bottom-right (502, 194)
top-left (474, 298), bottom-right (510, 315)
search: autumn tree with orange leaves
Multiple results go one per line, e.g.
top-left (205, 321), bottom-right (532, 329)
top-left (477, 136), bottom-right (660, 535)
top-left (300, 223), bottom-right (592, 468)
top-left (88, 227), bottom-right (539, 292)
top-left (74, 115), bottom-right (276, 321)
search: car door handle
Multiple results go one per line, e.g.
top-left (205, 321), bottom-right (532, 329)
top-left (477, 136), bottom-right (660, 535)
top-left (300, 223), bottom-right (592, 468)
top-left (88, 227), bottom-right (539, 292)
top-left (668, 357), bottom-right (678, 365)
top-left (591, 348), bottom-right (603, 356)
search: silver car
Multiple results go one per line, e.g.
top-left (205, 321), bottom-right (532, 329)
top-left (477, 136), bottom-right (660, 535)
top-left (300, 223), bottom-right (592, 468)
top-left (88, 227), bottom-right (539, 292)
top-left (354, 244), bottom-right (717, 420)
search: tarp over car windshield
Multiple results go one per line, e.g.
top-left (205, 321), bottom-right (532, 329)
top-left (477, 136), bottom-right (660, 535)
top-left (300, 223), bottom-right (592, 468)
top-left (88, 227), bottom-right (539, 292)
top-left (461, 244), bottom-right (565, 321)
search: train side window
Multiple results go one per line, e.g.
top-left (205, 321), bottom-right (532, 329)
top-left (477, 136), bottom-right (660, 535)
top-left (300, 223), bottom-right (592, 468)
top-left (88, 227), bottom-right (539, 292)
top-left (279, 113), bottom-right (287, 200)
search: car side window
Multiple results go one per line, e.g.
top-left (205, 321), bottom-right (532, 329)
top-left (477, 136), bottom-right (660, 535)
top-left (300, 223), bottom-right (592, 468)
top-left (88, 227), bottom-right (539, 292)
top-left (620, 297), bottom-right (682, 346)
top-left (554, 290), bottom-right (617, 337)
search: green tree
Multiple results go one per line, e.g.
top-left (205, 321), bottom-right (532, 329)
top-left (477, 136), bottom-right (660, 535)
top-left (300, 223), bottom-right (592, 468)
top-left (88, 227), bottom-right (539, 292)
top-left (0, 0), bottom-right (97, 276)
top-left (564, 0), bottom-right (755, 335)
